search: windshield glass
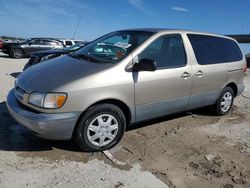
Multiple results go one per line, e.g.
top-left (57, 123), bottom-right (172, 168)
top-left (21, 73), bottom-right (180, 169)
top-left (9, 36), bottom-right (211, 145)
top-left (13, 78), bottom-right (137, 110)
top-left (74, 31), bottom-right (154, 63)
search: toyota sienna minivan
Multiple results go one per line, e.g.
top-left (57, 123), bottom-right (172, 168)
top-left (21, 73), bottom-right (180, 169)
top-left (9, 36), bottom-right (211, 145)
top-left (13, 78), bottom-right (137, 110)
top-left (7, 29), bottom-right (247, 151)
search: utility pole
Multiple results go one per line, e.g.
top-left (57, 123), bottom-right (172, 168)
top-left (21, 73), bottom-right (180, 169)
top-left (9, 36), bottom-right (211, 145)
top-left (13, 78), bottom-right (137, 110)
top-left (73, 13), bottom-right (82, 39)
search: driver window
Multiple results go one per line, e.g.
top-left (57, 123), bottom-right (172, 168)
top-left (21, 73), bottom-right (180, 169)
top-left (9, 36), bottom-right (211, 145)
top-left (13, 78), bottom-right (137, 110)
top-left (32, 40), bottom-right (42, 45)
top-left (139, 34), bottom-right (186, 69)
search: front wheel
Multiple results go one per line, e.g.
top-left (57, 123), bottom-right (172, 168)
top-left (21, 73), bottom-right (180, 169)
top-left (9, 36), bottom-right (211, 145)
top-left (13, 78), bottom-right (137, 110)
top-left (75, 104), bottom-right (126, 152)
top-left (213, 87), bottom-right (234, 116)
top-left (11, 48), bottom-right (24, 59)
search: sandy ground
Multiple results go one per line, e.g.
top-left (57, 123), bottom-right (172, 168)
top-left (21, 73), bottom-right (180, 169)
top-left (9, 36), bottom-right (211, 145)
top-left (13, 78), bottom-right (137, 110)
top-left (0, 52), bottom-right (250, 188)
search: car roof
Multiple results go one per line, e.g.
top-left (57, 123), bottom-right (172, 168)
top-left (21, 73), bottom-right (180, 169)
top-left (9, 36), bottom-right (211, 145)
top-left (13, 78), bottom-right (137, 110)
top-left (117, 28), bottom-right (237, 41)
top-left (29, 38), bottom-right (62, 41)
top-left (118, 28), bottom-right (185, 33)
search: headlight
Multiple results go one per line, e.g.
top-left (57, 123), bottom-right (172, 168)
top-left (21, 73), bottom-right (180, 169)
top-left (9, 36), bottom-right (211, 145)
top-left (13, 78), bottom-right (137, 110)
top-left (28, 92), bottom-right (67, 109)
top-left (40, 54), bottom-right (56, 62)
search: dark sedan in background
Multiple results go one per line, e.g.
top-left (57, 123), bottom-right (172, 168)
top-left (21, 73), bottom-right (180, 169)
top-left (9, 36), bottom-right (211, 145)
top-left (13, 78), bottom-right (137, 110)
top-left (2, 38), bottom-right (64, 58)
top-left (23, 43), bottom-right (86, 70)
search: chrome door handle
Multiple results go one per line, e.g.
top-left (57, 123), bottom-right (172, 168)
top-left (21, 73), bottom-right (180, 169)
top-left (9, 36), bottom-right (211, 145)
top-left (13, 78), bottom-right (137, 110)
top-left (181, 72), bottom-right (191, 78)
top-left (195, 70), bottom-right (203, 77)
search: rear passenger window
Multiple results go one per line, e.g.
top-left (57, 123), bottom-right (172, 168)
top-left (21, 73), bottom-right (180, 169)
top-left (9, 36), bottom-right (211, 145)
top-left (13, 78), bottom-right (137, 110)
top-left (32, 40), bottom-right (43, 45)
top-left (41, 40), bottom-right (53, 45)
top-left (65, 41), bottom-right (73, 46)
top-left (219, 38), bottom-right (243, 62)
top-left (188, 34), bottom-right (243, 65)
top-left (139, 34), bottom-right (186, 69)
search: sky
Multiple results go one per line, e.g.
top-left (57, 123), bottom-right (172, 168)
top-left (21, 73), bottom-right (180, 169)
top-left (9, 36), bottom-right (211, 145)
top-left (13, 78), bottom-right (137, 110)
top-left (0, 0), bottom-right (250, 54)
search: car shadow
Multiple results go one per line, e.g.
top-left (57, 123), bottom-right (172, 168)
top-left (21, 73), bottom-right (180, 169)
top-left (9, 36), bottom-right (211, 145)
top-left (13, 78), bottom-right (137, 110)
top-left (0, 101), bottom-right (81, 152)
top-left (0, 99), bottom-right (215, 152)
top-left (10, 72), bottom-right (21, 78)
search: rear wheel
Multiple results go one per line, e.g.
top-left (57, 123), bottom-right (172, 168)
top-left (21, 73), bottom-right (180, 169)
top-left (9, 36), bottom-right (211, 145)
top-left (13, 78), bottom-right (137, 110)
top-left (213, 87), bottom-right (234, 116)
top-left (11, 48), bottom-right (24, 59)
top-left (75, 104), bottom-right (126, 152)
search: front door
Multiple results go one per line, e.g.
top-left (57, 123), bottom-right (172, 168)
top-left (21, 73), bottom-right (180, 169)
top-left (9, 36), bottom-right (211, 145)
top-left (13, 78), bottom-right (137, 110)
top-left (25, 39), bottom-right (42, 55)
top-left (134, 34), bottom-right (193, 122)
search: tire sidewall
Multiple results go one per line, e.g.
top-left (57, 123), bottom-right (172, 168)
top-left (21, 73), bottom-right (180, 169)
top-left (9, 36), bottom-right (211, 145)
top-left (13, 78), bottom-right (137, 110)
top-left (11, 48), bottom-right (24, 59)
top-left (76, 104), bottom-right (126, 151)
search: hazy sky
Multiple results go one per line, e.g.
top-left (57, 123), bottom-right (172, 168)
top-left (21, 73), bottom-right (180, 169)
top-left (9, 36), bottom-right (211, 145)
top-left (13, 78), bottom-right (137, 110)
top-left (0, 0), bottom-right (250, 53)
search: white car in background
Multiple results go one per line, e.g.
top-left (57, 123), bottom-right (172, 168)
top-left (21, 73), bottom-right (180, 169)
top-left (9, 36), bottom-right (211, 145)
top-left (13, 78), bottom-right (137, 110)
top-left (60, 39), bottom-right (85, 47)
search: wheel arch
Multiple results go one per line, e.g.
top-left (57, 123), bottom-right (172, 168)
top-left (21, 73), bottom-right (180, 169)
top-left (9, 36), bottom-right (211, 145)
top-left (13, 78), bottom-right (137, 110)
top-left (72, 98), bottom-right (132, 138)
top-left (225, 82), bottom-right (238, 97)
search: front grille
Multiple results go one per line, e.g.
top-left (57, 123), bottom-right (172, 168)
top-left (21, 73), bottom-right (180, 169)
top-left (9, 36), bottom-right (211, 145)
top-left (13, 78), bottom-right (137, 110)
top-left (14, 86), bottom-right (27, 102)
top-left (15, 86), bottom-right (25, 95)
top-left (16, 99), bottom-right (41, 114)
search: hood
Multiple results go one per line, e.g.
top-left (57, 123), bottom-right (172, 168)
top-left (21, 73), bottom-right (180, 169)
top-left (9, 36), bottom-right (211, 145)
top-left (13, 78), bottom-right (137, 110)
top-left (17, 55), bottom-right (111, 93)
top-left (31, 49), bottom-right (66, 56)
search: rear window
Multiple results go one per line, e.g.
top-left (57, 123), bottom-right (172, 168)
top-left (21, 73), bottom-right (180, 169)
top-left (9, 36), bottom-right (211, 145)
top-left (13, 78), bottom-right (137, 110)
top-left (188, 34), bottom-right (243, 65)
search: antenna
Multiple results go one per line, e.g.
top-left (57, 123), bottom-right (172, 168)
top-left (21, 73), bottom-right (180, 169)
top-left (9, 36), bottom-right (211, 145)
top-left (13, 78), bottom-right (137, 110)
top-left (73, 13), bottom-right (82, 39)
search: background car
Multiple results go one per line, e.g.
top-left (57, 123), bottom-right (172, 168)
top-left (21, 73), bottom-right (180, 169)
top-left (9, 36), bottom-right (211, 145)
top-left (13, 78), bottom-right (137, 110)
top-left (2, 38), bottom-right (64, 58)
top-left (23, 43), bottom-right (87, 70)
top-left (60, 39), bottom-right (85, 47)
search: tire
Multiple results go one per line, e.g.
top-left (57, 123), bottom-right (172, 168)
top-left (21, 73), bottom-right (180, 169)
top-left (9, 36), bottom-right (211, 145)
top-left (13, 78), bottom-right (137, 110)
top-left (11, 48), bottom-right (24, 59)
top-left (75, 104), bottom-right (126, 152)
top-left (213, 87), bottom-right (234, 116)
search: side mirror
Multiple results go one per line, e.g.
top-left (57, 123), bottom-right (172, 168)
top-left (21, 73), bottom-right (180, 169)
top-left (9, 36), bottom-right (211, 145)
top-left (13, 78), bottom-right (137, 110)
top-left (133, 58), bottom-right (156, 72)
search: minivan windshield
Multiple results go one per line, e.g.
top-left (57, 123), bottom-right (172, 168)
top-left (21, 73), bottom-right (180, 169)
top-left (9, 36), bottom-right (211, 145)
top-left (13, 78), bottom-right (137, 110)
top-left (73, 31), bottom-right (154, 63)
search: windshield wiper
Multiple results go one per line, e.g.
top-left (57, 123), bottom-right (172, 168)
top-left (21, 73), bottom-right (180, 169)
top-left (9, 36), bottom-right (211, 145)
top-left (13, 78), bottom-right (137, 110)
top-left (87, 54), bottom-right (114, 63)
top-left (68, 52), bottom-right (81, 59)
top-left (68, 53), bottom-right (99, 62)
top-left (77, 54), bottom-right (99, 62)
top-left (68, 52), bottom-right (114, 64)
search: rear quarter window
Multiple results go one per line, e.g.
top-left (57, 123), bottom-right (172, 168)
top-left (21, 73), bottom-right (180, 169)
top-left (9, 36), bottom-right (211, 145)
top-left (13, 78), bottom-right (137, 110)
top-left (219, 38), bottom-right (243, 62)
top-left (187, 34), bottom-right (243, 65)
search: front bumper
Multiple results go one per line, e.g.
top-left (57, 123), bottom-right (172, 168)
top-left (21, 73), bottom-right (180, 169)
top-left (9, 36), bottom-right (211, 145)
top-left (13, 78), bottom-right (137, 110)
top-left (7, 89), bottom-right (80, 140)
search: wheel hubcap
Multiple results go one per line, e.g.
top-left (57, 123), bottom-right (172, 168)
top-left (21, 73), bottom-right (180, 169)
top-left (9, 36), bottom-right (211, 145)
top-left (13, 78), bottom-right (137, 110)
top-left (13, 49), bottom-right (22, 58)
top-left (87, 114), bottom-right (119, 147)
top-left (220, 92), bottom-right (232, 112)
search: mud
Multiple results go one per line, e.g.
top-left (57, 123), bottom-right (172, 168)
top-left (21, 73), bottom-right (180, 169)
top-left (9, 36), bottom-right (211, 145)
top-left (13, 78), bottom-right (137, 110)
top-left (108, 90), bottom-right (250, 187)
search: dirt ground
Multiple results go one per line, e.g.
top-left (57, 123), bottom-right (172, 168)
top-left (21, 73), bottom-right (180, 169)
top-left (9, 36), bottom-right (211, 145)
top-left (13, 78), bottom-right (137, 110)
top-left (0, 52), bottom-right (250, 188)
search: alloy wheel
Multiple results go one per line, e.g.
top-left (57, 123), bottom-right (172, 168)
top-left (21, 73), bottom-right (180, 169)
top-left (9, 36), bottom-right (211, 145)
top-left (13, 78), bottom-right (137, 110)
top-left (220, 92), bottom-right (233, 113)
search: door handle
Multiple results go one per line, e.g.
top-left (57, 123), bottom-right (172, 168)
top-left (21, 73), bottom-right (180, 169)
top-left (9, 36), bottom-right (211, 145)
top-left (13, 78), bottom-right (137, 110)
top-left (181, 72), bottom-right (191, 78)
top-left (195, 70), bottom-right (203, 77)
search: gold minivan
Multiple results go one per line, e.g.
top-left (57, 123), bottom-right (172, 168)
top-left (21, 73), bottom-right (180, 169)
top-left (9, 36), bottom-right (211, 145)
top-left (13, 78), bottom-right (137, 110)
top-left (7, 29), bottom-right (247, 151)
